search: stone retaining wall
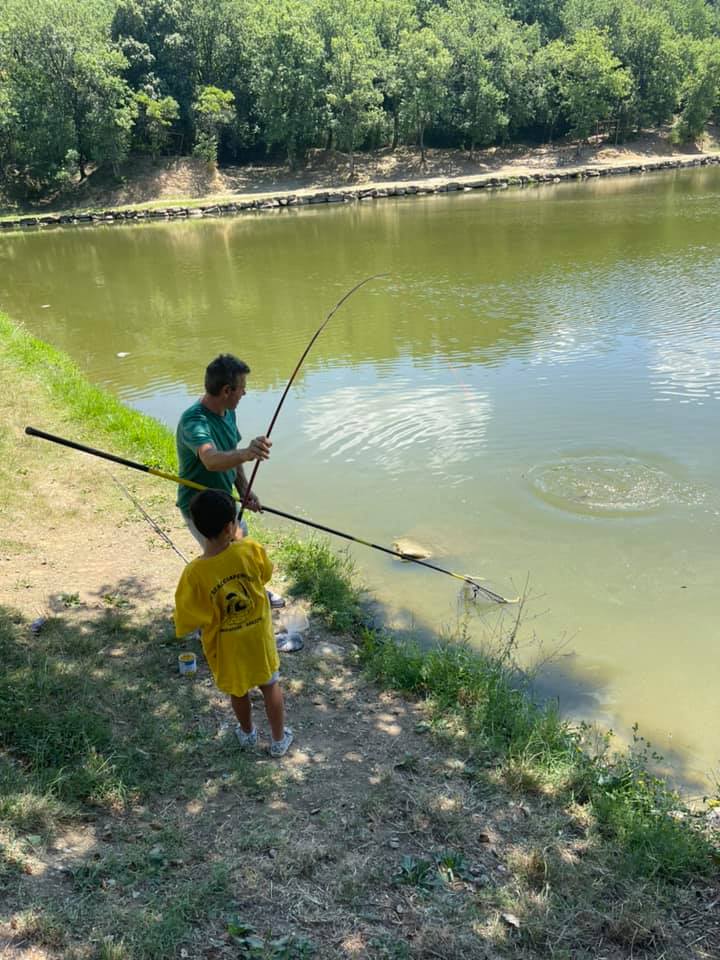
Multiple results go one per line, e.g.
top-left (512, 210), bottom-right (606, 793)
top-left (2, 154), bottom-right (719, 231)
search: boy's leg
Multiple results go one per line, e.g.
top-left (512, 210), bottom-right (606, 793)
top-left (230, 693), bottom-right (253, 734)
top-left (259, 679), bottom-right (285, 742)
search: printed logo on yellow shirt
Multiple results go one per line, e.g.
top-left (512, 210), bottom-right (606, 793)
top-left (225, 584), bottom-right (250, 615)
top-left (218, 578), bottom-right (261, 633)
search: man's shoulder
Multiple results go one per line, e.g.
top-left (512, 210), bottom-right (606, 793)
top-left (178, 399), bottom-right (207, 425)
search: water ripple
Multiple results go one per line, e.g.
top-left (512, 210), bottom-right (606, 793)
top-left (649, 333), bottom-right (720, 404)
top-left (303, 382), bottom-right (492, 481)
top-left (528, 454), bottom-right (701, 517)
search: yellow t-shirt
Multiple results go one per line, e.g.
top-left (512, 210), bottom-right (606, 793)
top-left (174, 539), bottom-right (279, 697)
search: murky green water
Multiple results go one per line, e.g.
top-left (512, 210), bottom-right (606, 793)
top-left (2, 168), bottom-right (719, 788)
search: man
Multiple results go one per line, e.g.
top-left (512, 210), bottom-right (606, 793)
top-left (176, 353), bottom-right (284, 607)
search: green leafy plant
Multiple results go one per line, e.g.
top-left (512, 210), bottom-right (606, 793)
top-left (393, 854), bottom-right (438, 890)
top-left (436, 849), bottom-right (470, 884)
top-left (227, 921), bottom-right (315, 959)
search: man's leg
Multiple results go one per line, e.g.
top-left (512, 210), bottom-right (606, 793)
top-left (230, 693), bottom-right (254, 733)
top-left (182, 511), bottom-right (207, 549)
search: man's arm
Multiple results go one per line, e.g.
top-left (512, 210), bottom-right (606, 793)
top-left (235, 465), bottom-right (262, 512)
top-left (197, 436), bottom-right (271, 472)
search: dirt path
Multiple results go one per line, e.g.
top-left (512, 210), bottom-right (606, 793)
top-left (4, 128), bottom-right (719, 218)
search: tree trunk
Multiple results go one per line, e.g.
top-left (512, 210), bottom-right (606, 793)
top-left (419, 123), bottom-right (426, 165)
top-left (391, 108), bottom-right (399, 150)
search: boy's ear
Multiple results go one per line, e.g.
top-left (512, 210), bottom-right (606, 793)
top-left (226, 518), bottom-right (243, 541)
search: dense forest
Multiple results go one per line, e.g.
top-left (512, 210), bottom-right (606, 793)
top-left (1, 0), bottom-right (719, 195)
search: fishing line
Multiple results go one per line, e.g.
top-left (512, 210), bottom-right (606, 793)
top-left (111, 475), bottom-right (189, 564)
top-left (238, 274), bottom-right (388, 523)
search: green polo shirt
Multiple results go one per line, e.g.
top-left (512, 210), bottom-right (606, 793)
top-left (176, 400), bottom-right (241, 514)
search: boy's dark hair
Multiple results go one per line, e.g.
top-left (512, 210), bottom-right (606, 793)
top-left (205, 354), bottom-right (250, 396)
top-left (190, 490), bottom-right (237, 539)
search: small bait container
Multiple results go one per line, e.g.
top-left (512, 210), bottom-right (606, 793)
top-left (178, 652), bottom-right (197, 675)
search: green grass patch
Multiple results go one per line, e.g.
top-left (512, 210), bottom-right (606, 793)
top-left (274, 537), bottom-right (366, 631)
top-left (359, 629), bottom-right (717, 882)
top-left (0, 312), bottom-right (175, 470)
top-left (0, 605), bottom-right (273, 825)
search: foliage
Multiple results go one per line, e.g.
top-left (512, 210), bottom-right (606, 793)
top-left (274, 537), bottom-right (365, 632)
top-left (191, 84), bottom-right (235, 164)
top-left (227, 920), bottom-right (315, 958)
top-left (325, 29), bottom-right (384, 173)
top-left (397, 27), bottom-right (451, 161)
top-left (672, 38), bottom-right (720, 141)
top-left (248, 0), bottom-right (325, 167)
top-left (359, 629), bottom-right (718, 882)
top-left (134, 92), bottom-right (179, 159)
top-left (432, 0), bottom-right (538, 148)
top-left (536, 29), bottom-right (633, 140)
top-left (1, 0), bottom-right (719, 192)
top-left (0, 0), bottom-right (135, 192)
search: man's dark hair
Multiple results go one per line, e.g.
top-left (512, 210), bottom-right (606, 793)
top-left (204, 354), bottom-right (250, 396)
top-left (189, 490), bottom-right (237, 539)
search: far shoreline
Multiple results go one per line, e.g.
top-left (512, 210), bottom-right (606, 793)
top-left (2, 134), bottom-right (720, 232)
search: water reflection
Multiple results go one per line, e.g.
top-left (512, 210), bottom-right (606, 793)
top-left (303, 380), bottom-right (492, 482)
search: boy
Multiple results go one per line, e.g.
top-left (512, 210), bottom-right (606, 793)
top-left (174, 489), bottom-right (293, 758)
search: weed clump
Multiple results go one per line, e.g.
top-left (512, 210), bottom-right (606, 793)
top-left (275, 537), bottom-right (365, 632)
top-left (359, 629), bottom-right (717, 883)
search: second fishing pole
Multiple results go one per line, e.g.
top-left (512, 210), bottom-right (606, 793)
top-left (25, 426), bottom-right (516, 604)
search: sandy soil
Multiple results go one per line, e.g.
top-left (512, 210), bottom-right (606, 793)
top-left (29, 127), bottom-right (720, 213)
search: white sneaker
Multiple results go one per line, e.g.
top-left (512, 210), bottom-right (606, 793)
top-left (235, 725), bottom-right (257, 748)
top-left (269, 727), bottom-right (294, 758)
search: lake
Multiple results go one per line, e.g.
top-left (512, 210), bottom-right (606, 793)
top-left (2, 167), bottom-right (719, 789)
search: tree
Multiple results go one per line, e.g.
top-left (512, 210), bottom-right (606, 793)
top-left (111, 0), bottom-right (190, 137)
top-left (432, 0), bottom-right (538, 151)
top-left (192, 85), bottom-right (235, 164)
top-left (510, 0), bottom-right (566, 41)
top-left (325, 31), bottom-right (383, 175)
top-left (1, 0), bottom-right (135, 190)
top-left (397, 27), bottom-right (451, 163)
top-left (532, 29), bottom-right (632, 142)
top-left (673, 38), bottom-right (720, 142)
top-left (370, 0), bottom-right (419, 148)
top-left (134, 91), bottom-right (179, 158)
top-left (249, 0), bottom-right (325, 167)
top-left (562, 0), bottom-right (686, 133)
top-left (558, 29), bottom-right (632, 140)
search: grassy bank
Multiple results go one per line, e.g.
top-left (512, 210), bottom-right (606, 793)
top-left (1, 314), bottom-right (718, 959)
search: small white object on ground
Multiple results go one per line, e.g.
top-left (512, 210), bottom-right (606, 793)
top-left (116, 352), bottom-right (130, 358)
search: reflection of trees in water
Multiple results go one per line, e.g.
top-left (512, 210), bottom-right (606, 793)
top-left (2, 172), bottom-right (719, 397)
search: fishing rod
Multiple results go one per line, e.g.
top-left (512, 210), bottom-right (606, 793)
top-left (25, 426), bottom-right (516, 604)
top-left (238, 274), bottom-right (387, 524)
